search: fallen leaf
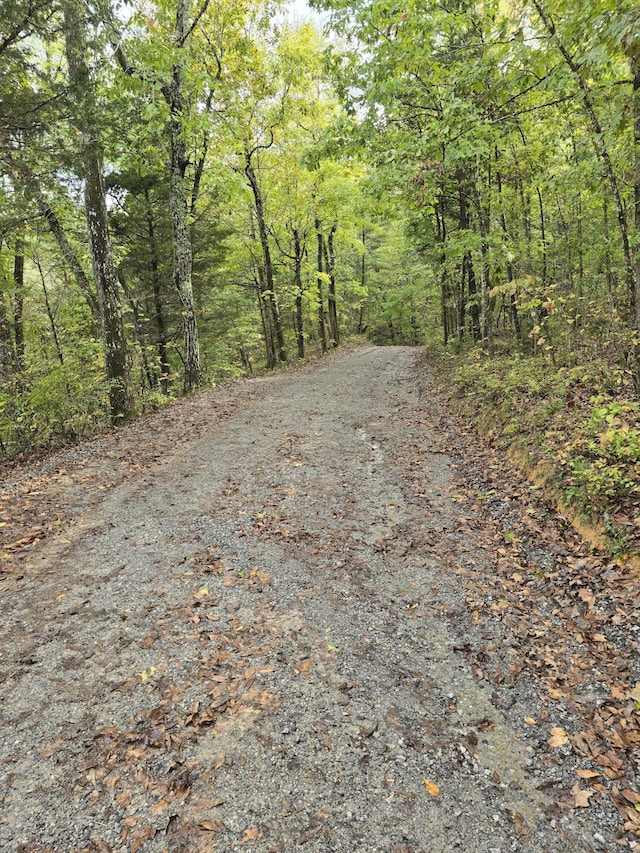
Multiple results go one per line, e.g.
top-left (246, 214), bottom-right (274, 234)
top-left (548, 727), bottom-right (569, 748)
top-left (524, 717), bottom-right (537, 726)
top-left (199, 818), bottom-right (225, 832)
top-left (423, 779), bottom-right (440, 796)
top-left (578, 588), bottom-right (595, 606)
top-left (139, 666), bottom-right (157, 683)
top-left (571, 783), bottom-right (593, 808)
top-left (242, 826), bottom-right (261, 842)
top-left (576, 770), bottom-right (600, 780)
top-left (628, 684), bottom-right (640, 704)
top-left (622, 790), bottom-right (640, 804)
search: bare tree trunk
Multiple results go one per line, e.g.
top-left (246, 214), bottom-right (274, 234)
top-left (510, 142), bottom-right (533, 276)
top-left (435, 200), bottom-right (449, 345)
top-left (62, 0), bottom-right (133, 421)
top-left (602, 196), bottom-right (616, 307)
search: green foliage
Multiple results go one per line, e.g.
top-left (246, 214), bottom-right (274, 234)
top-left (0, 342), bottom-right (108, 452)
top-left (432, 342), bottom-right (640, 555)
top-left (561, 399), bottom-right (640, 507)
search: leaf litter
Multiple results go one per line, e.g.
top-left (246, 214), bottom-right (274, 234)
top-left (0, 346), bottom-right (637, 852)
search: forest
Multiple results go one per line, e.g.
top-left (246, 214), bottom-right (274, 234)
top-left (1, 0), bottom-right (640, 552)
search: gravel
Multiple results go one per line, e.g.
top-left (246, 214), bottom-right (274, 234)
top-left (0, 346), bottom-right (620, 852)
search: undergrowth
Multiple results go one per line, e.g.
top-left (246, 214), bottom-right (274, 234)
top-left (425, 343), bottom-right (640, 559)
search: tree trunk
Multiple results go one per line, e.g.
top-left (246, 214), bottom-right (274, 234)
top-left (116, 269), bottom-right (155, 392)
top-left (435, 200), bottom-right (449, 345)
top-left (510, 142), bottom-right (533, 276)
top-left (145, 188), bottom-right (170, 392)
top-left (472, 163), bottom-right (492, 348)
top-left (315, 218), bottom-right (327, 353)
top-left (35, 256), bottom-right (64, 366)
top-left (37, 197), bottom-right (100, 324)
top-left (533, 0), bottom-right (637, 326)
top-left (495, 156), bottom-right (521, 341)
top-left (458, 172), bottom-right (480, 341)
top-left (244, 154), bottom-right (287, 364)
top-left (323, 222), bottom-right (339, 347)
top-left (602, 196), bottom-right (616, 308)
top-left (0, 242), bottom-right (15, 375)
top-left (358, 227), bottom-right (366, 334)
top-left (13, 237), bottom-right (25, 375)
top-left (632, 51), bottom-right (640, 336)
top-left (62, 0), bottom-right (133, 421)
top-left (163, 0), bottom-right (201, 391)
top-left (537, 187), bottom-right (547, 292)
top-left (293, 228), bottom-right (305, 359)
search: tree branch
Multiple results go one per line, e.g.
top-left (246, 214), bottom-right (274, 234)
top-left (180, 0), bottom-right (211, 46)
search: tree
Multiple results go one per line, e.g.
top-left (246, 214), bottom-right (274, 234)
top-left (61, 0), bottom-right (134, 420)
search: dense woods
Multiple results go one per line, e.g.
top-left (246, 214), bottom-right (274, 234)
top-left (2, 0), bottom-right (640, 548)
top-left (0, 0), bottom-right (424, 449)
top-left (307, 0), bottom-right (640, 550)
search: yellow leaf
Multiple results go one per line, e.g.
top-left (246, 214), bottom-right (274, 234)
top-left (423, 779), bottom-right (440, 796)
top-left (56, 593), bottom-right (66, 601)
top-left (524, 717), bottom-right (537, 726)
top-left (548, 727), bottom-right (569, 748)
top-left (194, 586), bottom-right (209, 599)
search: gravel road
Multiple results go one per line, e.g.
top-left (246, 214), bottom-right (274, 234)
top-left (0, 346), bottom-right (620, 852)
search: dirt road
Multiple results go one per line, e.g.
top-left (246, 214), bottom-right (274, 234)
top-left (0, 347), bottom-right (634, 852)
